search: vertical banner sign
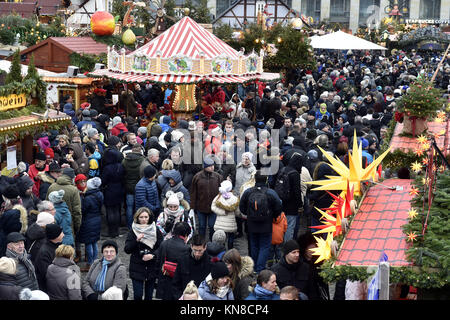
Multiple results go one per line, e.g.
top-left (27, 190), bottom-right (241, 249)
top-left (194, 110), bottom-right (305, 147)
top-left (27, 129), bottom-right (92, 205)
top-left (7, 146), bottom-right (17, 170)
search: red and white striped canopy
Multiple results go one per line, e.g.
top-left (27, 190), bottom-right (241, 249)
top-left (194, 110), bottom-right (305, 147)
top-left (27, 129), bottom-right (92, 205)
top-left (90, 69), bottom-right (280, 84)
top-left (132, 17), bottom-right (239, 59)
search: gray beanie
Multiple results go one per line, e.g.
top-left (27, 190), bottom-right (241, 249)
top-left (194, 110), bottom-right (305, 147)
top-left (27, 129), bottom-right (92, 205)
top-left (112, 116), bottom-right (122, 127)
top-left (212, 229), bottom-right (226, 245)
top-left (48, 190), bottom-right (65, 204)
top-left (87, 128), bottom-right (98, 138)
top-left (137, 126), bottom-right (147, 136)
top-left (87, 177), bottom-right (102, 190)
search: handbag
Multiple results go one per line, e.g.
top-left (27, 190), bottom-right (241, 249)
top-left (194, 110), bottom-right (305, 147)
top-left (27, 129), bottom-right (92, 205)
top-left (162, 258), bottom-right (177, 278)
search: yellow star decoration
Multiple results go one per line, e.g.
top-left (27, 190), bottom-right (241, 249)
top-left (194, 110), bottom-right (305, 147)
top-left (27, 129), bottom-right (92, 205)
top-left (422, 158), bottom-right (429, 165)
top-left (409, 187), bottom-right (419, 196)
top-left (416, 135), bottom-right (428, 145)
top-left (408, 209), bottom-right (418, 219)
top-left (411, 161), bottom-right (422, 173)
top-left (406, 232), bottom-right (418, 242)
top-left (310, 233), bottom-right (333, 264)
top-left (414, 148), bottom-right (424, 156)
top-left (420, 142), bottom-right (430, 151)
top-left (306, 131), bottom-right (391, 196)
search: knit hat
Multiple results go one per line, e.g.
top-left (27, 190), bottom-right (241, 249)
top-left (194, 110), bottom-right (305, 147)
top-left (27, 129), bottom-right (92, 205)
top-left (36, 212), bottom-right (55, 227)
top-left (308, 109), bottom-right (316, 116)
top-left (2, 184), bottom-right (19, 199)
top-left (167, 193), bottom-right (180, 206)
top-left (219, 180), bottom-right (233, 194)
top-left (137, 127), bottom-right (147, 136)
top-left (35, 152), bottom-right (47, 161)
top-left (48, 190), bottom-right (65, 204)
top-left (360, 138), bottom-right (369, 149)
top-left (162, 116), bottom-right (171, 125)
top-left (242, 152), bottom-right (253, 163)
top-left (45, 223), bottom-right (63, 240)
top-left (211, 261), bottom-right (229, 280)
top-left (318, 122), bottom-right (327, 131)
top-left (212, 229), bottom-right (226, 245)
top-left (82, 109), bottom-right (91, 117)
top-left (89, 109), bottom-right (98, 118)
top-left (19, 288), bottom-right (49, 300)
top-left (87, 177), bottom-right (102, 190)
top-left (112, 116), bottom-right (122, 127)
top-left (0, 257), bottom-right (16, 275)
top-left (87, 128), bottom-right (98, 138)
top-left (171, 130), bottom-right (184, 142)
top-left (48, 162), bottom-right (62, 172)
top-left (101, 239), bottom-right (118, 253)
top-left (178, 120), bottom-right (189, 130)
top-left (307, 149), bottom-right (319, 161)
top-left (106, 135), bottom-right (120, 147)
top-left (203, 156), bottom-right (215, 168)
top-left (6, 232), bottom-right (26, 244)
top-left (62, 167), bottom-right (75, 179)
top-left (306, 129), bottom-right (317, 140)
top-left (144, 165), bottom-right (156, 179)
top-left (75, 174), bottom-right (87, 184)
top-left (188, 121), bottom-right (196, 131)
top-left (44, 148), bottom-right (54, 160)
top-left (282, 239), bottom-right (300, 255)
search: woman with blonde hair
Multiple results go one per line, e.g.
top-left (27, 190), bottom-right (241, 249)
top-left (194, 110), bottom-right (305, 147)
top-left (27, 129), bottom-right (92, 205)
top-left (45, 244), bottom-right (82, 300)
top-left (179, 280), bottom-right (202, 300)
top-left (124, 207), bottom-right (163, 300)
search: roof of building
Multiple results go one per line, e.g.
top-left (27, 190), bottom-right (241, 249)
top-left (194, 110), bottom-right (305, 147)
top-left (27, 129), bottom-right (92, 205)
top-left (0, 0), bottom-right (60, 18)
top-left (19, 37), bottom-right (108, 57)
top-left (335, 178), bottom-right (415, 267)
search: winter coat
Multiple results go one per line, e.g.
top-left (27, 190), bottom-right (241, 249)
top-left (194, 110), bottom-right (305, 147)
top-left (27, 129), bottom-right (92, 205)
top-left (271, 256), bottom-right (316, 299)
top-left (0, 272), bottom-right (22, 300)
top-left (156, 207), bottom-right (193, 241)
top-left (198, 274), bottom-right (234, 300)
top-left (211, 194), bottom-right (239, 233)
top-left (233, 255), bottom-right (255, 300)
top-left (158, 169), bottom-right (190, 203)
top-left (155, 236), bottom-right (189, 300)
top-left (135, 177), bottom-right (161, 214)
top-left (25, 222), bottom-right (46, 263)
top-left (46, 175), bottom-right (82, 234)
top-left (234, 163), bottom-right (256, 196)
top-left (190, 169), bottom-right (222, 214)
top-left (54, 202), bottom-right (74, 246)
top-left (172, 249), bottom-right (212, 300)
top-left (82, 256), bottom-right (127, 299)
top-left (101, 149), bottom-right (125, 206)
top-left (87, 151), bottom-right (101, 178)
top-left (122, 152), bottom-right (145, 195)
top-left (272, 212), bottom-right (287, 245)
top-left (245, 284), bottom-right (280, 300)
top-left (17, 176), bottom-right (39, 212)
top-left (124, 226), bottom-right (163, 282)
top-left (68, 143), bottom-right (89, 176)
top-left (5, 249), bottom-right (38, 290)
top-left (239, 183), bottom-right (283, 234)
top-left (46, 257), bottom-right (82, 300)
top-left (28, 164), bottom-right (49, 198)
top-left (281, 154), bottom-right (303, 216)
top-left (37, 171), bottom-right (57, 201)
top-left (0, 205), bottom-right (28, 257)
top-left (78, 188), bottom-right (103, 244)
top-left (111, 122), bottom-right (128, 137)
top-left (34, 239), bottom-right (59, 291)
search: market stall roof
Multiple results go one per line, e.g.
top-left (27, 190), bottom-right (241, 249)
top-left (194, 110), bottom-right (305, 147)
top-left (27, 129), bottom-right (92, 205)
top-left (335, 179), bottom-right (415, 267)
top-left (132, 16), bottom-right (239, 59)
top-left (309, 30), bottom-right (387, 50)
top-left (389, 119), bottom-right (450, 153)
top-left (0, 59), bottom-right (58, 77)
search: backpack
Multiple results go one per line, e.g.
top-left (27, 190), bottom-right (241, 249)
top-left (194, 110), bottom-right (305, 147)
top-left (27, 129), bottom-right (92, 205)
top-left (335, 78), bottom-right (346, 90)
top-left (274, 167), bottom-right (293, 201)
top-left (246, 186), bottom-right (270, 222)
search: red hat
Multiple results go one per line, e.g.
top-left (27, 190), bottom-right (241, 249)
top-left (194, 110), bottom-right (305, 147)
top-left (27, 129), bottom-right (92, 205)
top-left (80, 102), bottom-right (91, 109)
top-left (44, 148), bottom-right (54, 159)
top-left (74, 174), bottom-right (87, 183)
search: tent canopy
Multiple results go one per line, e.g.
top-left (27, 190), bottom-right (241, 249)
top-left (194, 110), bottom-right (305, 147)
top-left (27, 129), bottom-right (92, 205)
top-left (309, 31), bottom-right (387, 50)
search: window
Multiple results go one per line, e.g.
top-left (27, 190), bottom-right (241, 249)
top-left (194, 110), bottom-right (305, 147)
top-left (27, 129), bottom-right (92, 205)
top-left (419, 0), bottom-right (441, 19)
top-left (330, 0), bottom-right (350, 22)
top-left (301, 0), bottom-right (321, 22)
top-left (359, 0), bottom-right (380, 27)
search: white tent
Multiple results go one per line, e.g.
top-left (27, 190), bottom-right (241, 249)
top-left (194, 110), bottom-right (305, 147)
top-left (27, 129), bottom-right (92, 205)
top-left (309, 30), bottom-right (387, 50)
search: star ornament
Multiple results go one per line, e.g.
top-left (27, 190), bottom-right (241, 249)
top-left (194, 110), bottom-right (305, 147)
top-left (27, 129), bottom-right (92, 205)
top-left (310, 233), bottom-right (333, 264)
top-left (420, 142), bottom-right (430, 151)
top-left (408, 209), bottom-right (418, 219)
top-left (306, 131), bottom-right (391, 196)
top-left (411, 161), bottom-right (422, 173)
top-left (409, 187), bottom-right (419, 196)
top-left (416, 135), bottom-right (428, 145)
top-left (414, 148), bottom-right (424, 156)
top-left (406, 232), bottom-right (418, 242)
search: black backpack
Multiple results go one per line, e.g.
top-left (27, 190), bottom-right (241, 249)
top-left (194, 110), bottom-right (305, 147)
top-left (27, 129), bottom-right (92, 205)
top-left (246, 187), bottom-right (270, 222)
top-left (274, 167), bottom-right (293, 201)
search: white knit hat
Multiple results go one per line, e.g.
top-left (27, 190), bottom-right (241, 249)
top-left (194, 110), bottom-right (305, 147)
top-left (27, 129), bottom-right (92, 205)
top-left (36, 212), bottom-right (55, 227)
top-left (219, 180), bottom-right (233, 194)
top-left (112, 116), bottom-right (122, 127)
top-left (87, 177), bottom-right (102, 190)
top-left (0, 257), bottom-right (16, 275)
top-left (167, 193), bottom-right (180, 206)
top-left (242, 152), bottom-right (253, 162)
top-left (19, 288), bottom-right (50, 300)
top-left (171, 130), bottom-right (184, 142)
top-left (48, 190), bottom-right (65, 204)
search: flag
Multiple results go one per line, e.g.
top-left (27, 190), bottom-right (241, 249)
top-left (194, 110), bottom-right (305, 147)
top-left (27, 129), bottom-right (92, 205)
top-left (367, 252), bottom-right (388, 300)
top-left (377, 165), bottom-right (382, 179)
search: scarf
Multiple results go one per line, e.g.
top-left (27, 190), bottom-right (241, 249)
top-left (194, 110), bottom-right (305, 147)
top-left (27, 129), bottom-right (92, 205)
top-left (132, 222), bottom-right (157, 249)
top-left (6, 248), bottom-right (36, 279)
top-left (216, 285), bottom-right (231, 299)
top-left (220, 191), bottom-right (232, 200)
top-left (94, 259), bottom-right (110, 292)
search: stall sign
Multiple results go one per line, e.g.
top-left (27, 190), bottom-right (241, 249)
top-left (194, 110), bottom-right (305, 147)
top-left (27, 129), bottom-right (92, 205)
top-left (0, 94), bottom-right (27, 111)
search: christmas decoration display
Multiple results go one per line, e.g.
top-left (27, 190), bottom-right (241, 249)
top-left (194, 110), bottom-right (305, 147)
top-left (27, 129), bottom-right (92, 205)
top-left (122, 28), bottom-right (136, 45)
top-left (90, 11), bottom-right (116, 36)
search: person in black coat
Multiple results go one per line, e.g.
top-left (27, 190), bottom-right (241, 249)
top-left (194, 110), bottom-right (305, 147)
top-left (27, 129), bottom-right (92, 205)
top-left (172, 234), bottom-right (212, 300)
top-left (124, 207), bottom-right (163, 300)
top-left (34, 223), bottom-right (64, 291)
top-left (271, 239), bottom-right (317, 300)
top-left (0, 256), bottom-right (23, 300)
top-left (155, 221), bottom-right (190, 300)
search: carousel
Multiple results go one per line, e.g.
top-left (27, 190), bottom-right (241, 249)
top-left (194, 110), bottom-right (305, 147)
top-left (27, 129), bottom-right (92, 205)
top-left (89, 16), bottom-right (280, 119)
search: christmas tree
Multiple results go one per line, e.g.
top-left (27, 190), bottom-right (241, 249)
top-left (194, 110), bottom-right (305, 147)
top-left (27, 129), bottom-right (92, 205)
top-left (5, 50), bottom-right (22, 85)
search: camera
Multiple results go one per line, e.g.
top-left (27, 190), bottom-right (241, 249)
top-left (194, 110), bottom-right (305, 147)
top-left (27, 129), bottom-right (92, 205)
top-left (140, 249), bottom-right (151, 256)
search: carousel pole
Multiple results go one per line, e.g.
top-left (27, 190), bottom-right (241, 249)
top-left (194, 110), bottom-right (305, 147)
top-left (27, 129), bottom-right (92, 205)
top-left (431, 43), bottom-right (450, 82)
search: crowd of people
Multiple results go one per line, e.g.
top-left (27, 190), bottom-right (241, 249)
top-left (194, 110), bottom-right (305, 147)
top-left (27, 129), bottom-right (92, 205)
top-left (0, 47), bottom-right (448, 300)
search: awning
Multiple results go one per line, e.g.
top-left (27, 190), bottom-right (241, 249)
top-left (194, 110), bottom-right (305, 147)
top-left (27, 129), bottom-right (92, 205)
top-left (310, 31), bottom-right (387, 50)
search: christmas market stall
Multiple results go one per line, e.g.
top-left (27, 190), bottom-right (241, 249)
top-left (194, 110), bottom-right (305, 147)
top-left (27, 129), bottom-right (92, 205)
top-left (89, 16), bottom-right (280, 119)
top-left (0, 55), bottom-right (71, 174)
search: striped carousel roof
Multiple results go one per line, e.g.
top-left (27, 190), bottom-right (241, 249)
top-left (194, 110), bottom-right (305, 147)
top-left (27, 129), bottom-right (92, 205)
top-left (131, 16), bottom-right (239, 59)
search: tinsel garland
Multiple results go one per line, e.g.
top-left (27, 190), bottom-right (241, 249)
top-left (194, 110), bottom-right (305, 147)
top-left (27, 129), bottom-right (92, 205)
top-left (0, 119), bottom-right (71, 145)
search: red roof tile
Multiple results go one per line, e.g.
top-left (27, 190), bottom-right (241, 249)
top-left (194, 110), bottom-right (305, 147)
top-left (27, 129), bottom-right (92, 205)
top-left (0, 0), bottom-right (60, 17)
top-left (335, 179), bottom-right (415, 267)
top-left (50, 37), bottom-right (108, 55)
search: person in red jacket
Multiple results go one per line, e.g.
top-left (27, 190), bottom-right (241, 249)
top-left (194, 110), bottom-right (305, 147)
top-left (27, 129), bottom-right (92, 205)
top-left (111, 116), bottom-right (128, 137)
top-left (28, 152), bottom-right (49, 198)
top-left (212, 86), bottom-right (226, 105)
